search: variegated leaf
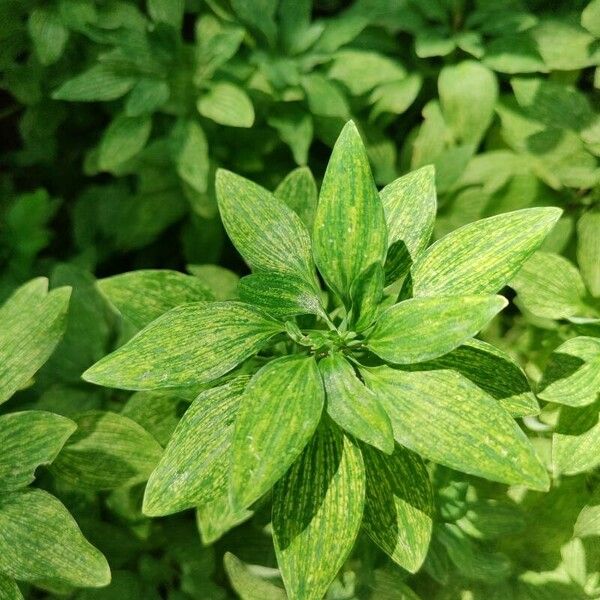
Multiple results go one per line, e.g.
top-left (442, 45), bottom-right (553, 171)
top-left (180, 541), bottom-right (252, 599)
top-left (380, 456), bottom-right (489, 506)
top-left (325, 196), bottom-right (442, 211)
top-left (274, 166), bottom-right (318, 234)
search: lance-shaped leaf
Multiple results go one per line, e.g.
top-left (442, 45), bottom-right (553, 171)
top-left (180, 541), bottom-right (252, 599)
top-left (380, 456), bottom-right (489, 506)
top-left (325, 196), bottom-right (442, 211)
top-left (83, 302), bottom-right (283, 390)
top-left (216, 170), bottom-right (314, 283)
top-left (312, 121), bottom-right (387, 301)
top-left (0, 489), bottom-right (110, 587)
top-left (51, 411), bottom-right (162, 491)
top-left (230, 356), bottom-right (324, 510)
top-left (0, 411), bottom-right (76, 492)
top-left (274, 167), bottom-right (318, 234)
top-left (578, 211), bottom-right (600, 297)
top-left (511, 252), bottom-right (593, 319)
top-left (143, 377), bottom-right (249, 516)
top-left (0, 278), bottom-right (71, 404)
top-left (0, 574), bottom-right (22, 600)
top-left (319, 353), bottom-right (393, 454)
top-left (367, 295), bottom-right (507, 364)
top-left (538, 337), bottom-right (600, 407)
top-left (349, 262), bottom-right (384, 331)
top-left (361, 367), bottom-right (549, 490)
top-left (224, 553), bottom-right (286, 600)
top-left (413, 338), bottom-right (539, 417)
top-left (272, 421), bottom-right (365, 600)
top-left (380, 165), bottom-right (436, 283)
top-left (238, 273), bottom-right (326, 320)
top-left (411, 208), bottom-right (562, 297)
top-left (98, 269), bottom-right (214, 329)
top-left (362, 444), bottom-right (433, 572)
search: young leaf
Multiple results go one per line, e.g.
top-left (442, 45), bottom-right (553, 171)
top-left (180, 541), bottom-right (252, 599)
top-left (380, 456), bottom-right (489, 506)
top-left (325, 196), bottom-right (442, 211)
top-left (411, 208), bottom-right (562, 296)
top-left (238, 272), bottom-right (326, 319)
top-left (361, 444), bottom-right (433, 572)
top-left (224, 553), bottom-right (286, 600)
top-left (0, 278), bottom-right (71, 405)
top-left (538, 337), bottom-right (600, 407)
top-left (319, 353), bottom-right (393, 454)
top-left (274, 167), bottom-right (318, 234)
top-left (51, 411), bottom-right (163, 491)
top-left (361, 367), bottom-right (549, 490)
top-left (197, 82), bottom-right (255, 128)
top-left (0, 411), bottom-right (76, 492)
top-left (312, 121), bottom-right (387, 301)
top-left (216, 170), bottom-right (315, 283)
top-left (367, 295), bottom-right (507, 364)
top-left (98, 269), bottom-right (214, 329)
top-left (83, 302), bottom-right (283, 390)
top-left (230, 355), bottom-right (324, 510)
top-left (577, 211), bottom-right (600, 297)
top-left (98, 114), bottom-right (152, 172)
top-left (511, 252), bottom-right (592, 319)
top-left (380, 165), bottom-right (436, 283)
top-left (349, 262), bottom-right (384, 331)
top-left (414, 338), bottom-right (539, 417)
top-left (272, 421), bottom-right (365, 600)
top-left (143, 377), bottom-right (249, 516)
top-left (0, 489), bottom-right (110, 587)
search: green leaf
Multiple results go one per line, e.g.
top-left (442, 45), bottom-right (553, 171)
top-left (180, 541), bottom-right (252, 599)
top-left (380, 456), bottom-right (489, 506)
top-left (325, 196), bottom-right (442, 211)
top-left (125, 79), bottom-right (170, 117)
top-left (98, 269), bottom-right (214, 329)
top-left (197, 82), bottom-right (254, 128)
top-left (274, 167), bottom-right (318, 234)
top-left (367, 295), bottom-right (507, 364)
top-left (362, 444), bottom-right (433, 572)
top-left (174, 120), bottom-right (210, 193)
top-left (196, 497), bottom-right (252, 545)
top-left (577, 211), bottom-right (600, 297)
top-left (143, 377), bottom-right (248, 516)
top-left (28, 5), bottom-right (68, 65)
top-left (361, 367), bottom-right (549, 490)
top-left (238, 273), bottom-right (326, 319)
top-left (272, 421), bottom-right (365, 600)
top-left (230, 0), bottom-right (277, 46)
top-left (301, 74), bottom-right (350, 119)
top-left (369, 75), bottom-right (423, 120)
top-left (411, 208), bottom-right (562, 297)
top-left (574, 487), bottom-right (600, 538)
top-left (349, 262), bottom-right (384, 331)
top-left (51, 410), bottom-right (162, 491)
top-left (312, 121), bottom-right (387, 301)
top-left (268, 107), bottom-right (313, 166)
top-left (230, 355), bottom-right (324, 510)
top-left (187, 264), bottom-right (240, 301)
top-left (538, 337), bottom-right (600, 407)
top-left (415, 339), bottom-right (539, 417)
top-left (583, 0), bottom-right (600, 36)
top-left (0, 574), bottom-right (22, 600)
top-left (438, 61), bottom-right (498, 146)
top-left (83, 302), bottom-right (283, 390)
top-left (0, 411), bottom-right (76, 492)
top-left (148, 0), bottom-right (184, 28)
top-left (0, 278), bottom-right (71, 405)
top-left (319, 353), bottom-right (393, 454)
top-left (380, 165), bottom-right (436, 283)
top-left (216, 170), bottom-right (315, 283)
top-left (511, 252), bottom-right (592, 319)
top-left (484, 34), bottom-right (547, 74)
top-left (52, 64), bottom-right (136, 101)
top-left (224, 553), bottom-right (286, 600)
top-left (0, 489), bottom-right (109, 587)
top-left (98, 114), bottom-right (152, 172)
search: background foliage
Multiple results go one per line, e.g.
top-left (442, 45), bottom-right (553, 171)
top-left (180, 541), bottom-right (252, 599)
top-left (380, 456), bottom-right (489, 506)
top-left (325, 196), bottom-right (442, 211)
top-left (1, 0), bottom-right (599, 598)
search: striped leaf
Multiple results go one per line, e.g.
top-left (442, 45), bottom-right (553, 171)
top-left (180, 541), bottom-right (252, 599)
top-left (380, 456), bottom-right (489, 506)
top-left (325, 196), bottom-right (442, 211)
top-left (0, 278), bottom-right (71, 404)
top-left (511, 252), bottom-right (595, 319)
top-left (0, 574), bottom-right (22, 600)
top-left (312, 121), bottom-right (387, 301)
top-left (380, 165), bottom-right (436, 283)
top-left (367, 295), bottom-right (507, 364)
top-left (362, 444), bottom-right (433, 572)
top-left (51, 411), bottom-right (162, 491)
top-left (538, 337), bottom-right (600, 407)
top-left (577, 211), bottom-right (600, 297)
top-left (0, 489), bottom-right (109, 587)
top-left (143, 377), bottom-right (249, 516)
top-left (272, 421), bottom-right (365, 600)
top-left (413, 338), bottom-right (539, 417)
top-left (361, 366), bottom-right (549, 490)
top-left (0, 411), bottom-right (76, 492)
top-left (349, 262), bottom-right (384, 332)
top-left (230, 355), bottom-right (324, 510)
top-left (274, 167), bottom-right (318, 234)
top-left (411, 208), bottom-right (562, 296)
top-left (98, 269), bottom-right (214, 329)
top-left (238, 272), bottom-right (326, 319)
top-left (216, 170), bottom-right (315, 283)
top-left (83, 302), bottom-right (283, 390)
top-left (319, 353), bottom-right (394, 454)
